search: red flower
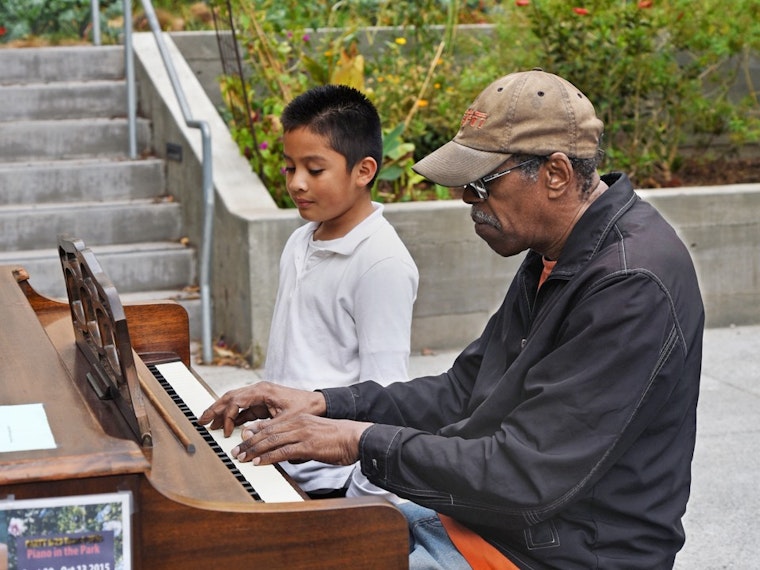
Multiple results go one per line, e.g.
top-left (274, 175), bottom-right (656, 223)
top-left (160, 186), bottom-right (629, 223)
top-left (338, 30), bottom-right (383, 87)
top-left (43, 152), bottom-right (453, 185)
top-left (515, 0), bottom-right (530, 6)
top-left (0, 26), bottom-right (6, 36)
top-left (573, 7), bottom-right (590, 15)
top-left (638, 0), bottom-right (653, 7)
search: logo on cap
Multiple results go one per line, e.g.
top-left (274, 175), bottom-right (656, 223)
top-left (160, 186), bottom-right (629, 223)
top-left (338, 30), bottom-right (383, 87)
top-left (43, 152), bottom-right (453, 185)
top-left (461, 109), bottom-right (488, 128)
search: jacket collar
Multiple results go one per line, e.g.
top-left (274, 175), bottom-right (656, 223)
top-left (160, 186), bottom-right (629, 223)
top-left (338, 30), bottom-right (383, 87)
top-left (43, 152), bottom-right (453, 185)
top-left (531, 172), bottom-right (638, 279)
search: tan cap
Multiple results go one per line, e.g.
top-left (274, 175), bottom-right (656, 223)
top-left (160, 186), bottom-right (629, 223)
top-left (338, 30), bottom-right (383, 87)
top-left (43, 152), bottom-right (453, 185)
top-left (412, 69), bottom-right (604, 187)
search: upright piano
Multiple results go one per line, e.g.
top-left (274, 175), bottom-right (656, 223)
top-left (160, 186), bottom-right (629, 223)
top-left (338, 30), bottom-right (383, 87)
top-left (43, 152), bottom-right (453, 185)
top-left (0, 237), bottom-right (408, 569)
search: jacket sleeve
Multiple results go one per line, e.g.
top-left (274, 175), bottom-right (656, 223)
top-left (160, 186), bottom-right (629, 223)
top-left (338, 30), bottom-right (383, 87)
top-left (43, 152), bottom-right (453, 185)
top-left (322, 305), bottom-right (498, 432)
top-left (324, 272), bottom-right (695, 529)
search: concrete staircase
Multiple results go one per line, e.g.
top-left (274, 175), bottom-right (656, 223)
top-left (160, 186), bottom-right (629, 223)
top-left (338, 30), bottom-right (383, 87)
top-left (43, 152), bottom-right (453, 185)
top-left (0, 45), bottom-right (198, 328)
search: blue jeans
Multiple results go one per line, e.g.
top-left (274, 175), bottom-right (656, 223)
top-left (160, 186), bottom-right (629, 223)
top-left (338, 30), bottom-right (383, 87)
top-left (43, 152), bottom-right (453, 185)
top-left (398, 501), bottom-right (472, 570)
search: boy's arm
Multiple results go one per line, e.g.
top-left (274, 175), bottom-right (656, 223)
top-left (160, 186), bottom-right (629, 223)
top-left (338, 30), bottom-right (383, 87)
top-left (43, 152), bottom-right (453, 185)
top-left (354, 256), bottom-right (418, 384)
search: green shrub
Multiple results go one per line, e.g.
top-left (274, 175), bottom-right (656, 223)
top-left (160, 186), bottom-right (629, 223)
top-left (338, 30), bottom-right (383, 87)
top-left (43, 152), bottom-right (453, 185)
top-left (0, 0), bottom-right (213, 45)
top-left (0, 0), bottom-right (108, 43)
top-left (218, 0), bottom-right (496, 205)
top-left (220, 0), bottom-right (759, 203)
top-left (485, 0), bottom-right (760, 185)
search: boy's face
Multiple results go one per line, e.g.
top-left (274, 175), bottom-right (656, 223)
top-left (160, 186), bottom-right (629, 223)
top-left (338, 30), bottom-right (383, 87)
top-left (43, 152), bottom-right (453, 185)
top-left (283, 127), bottom-right (376, 240)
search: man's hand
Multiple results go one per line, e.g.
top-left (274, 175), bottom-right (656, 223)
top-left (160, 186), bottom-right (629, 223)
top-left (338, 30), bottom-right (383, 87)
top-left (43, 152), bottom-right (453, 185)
top-left (232, 415), bottom-right (372, 467)
top-left (197, 381), bottom-right (327, 438)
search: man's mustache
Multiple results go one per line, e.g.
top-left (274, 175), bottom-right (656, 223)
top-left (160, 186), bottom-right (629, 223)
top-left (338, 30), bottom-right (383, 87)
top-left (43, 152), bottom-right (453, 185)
top-left (471, 207), bottom-right (501, 230)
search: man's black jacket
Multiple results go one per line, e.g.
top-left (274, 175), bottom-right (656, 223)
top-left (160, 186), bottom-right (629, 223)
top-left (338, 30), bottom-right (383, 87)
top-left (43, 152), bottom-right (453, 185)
top-left (322, 173), bottom-right (705, 569)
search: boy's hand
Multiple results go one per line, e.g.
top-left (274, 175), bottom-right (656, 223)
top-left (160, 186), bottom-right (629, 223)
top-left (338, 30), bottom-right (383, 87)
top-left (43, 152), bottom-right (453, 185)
top-left (197, 381), bottom-right (327, 438)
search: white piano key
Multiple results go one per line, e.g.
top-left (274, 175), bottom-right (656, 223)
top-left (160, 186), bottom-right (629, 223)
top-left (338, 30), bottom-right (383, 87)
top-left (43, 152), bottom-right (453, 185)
top-left (155, 361), bottom-right (303, 503)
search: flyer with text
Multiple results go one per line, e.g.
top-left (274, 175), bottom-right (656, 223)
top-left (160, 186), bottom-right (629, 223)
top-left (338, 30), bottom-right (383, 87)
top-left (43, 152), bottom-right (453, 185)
top-left (0, 492), bottom-right (131, 570)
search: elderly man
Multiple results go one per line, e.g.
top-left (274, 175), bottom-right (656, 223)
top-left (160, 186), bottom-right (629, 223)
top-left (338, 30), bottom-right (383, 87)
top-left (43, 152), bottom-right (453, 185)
top-left (200, 70), bottom-right (704, 569)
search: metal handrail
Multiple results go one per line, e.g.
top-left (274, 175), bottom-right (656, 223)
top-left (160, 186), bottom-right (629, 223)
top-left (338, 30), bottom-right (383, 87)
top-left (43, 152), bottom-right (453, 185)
top-left (122, 0), bottom-right (215, 364)
top-left (90, 0), bottom-right (101, 45)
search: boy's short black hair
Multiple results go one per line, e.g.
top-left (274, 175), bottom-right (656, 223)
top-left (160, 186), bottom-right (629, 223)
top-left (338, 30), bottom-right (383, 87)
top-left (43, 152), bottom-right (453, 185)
top-left (281, 85), bottom-right (383, 189)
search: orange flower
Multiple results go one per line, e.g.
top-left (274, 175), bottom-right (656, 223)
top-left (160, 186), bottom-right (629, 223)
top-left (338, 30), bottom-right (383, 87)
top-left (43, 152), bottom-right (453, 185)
top-left (573, 7), bottom-right (590, 15)
top-left (638, 0), bottom-right (653, 7)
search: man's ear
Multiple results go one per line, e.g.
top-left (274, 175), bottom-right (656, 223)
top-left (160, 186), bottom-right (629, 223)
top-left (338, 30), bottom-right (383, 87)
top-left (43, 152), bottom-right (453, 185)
top-left (355, 157), bottom-right (378, 187)
top-left (543, 152), bottom-right (573, 198)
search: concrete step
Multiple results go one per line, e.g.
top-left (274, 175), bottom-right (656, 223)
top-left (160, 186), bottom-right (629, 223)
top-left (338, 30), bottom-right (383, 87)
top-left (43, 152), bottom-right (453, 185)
top-left (0, 80), bottom-right (128, 121)
top-left (0, 118), bottom-right (152, 162)
top-left (0, 158), bottom-right (166, 205)
top-left (0, 45), bottom-right (201, 340)
top-left (0, 199), bottom-right (183, 251)
top-left (3, 242), bottom-right (196, 298)
top-left (0, 45), bottom-right (124, 85)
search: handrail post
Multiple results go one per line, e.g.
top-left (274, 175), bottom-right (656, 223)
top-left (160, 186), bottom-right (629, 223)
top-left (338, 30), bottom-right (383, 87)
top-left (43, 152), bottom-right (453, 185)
top-left (124, 0), bottom-right (215, 364)
top-left (90, 0), bottom-right (101, 45)
top-left (195, 122), bottom-right (215, 365)
top-left (124, 0), bottom-right (137, 159)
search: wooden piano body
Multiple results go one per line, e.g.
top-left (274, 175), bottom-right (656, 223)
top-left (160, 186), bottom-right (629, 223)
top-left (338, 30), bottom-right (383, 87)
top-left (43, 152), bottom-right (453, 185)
top-left (0, 241), bottom-right (408, 569)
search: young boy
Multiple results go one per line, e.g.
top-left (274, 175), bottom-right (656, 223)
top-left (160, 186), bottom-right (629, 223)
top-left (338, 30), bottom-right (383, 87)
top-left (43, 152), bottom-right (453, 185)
top-left (263, 84), bottom-right (419, 499)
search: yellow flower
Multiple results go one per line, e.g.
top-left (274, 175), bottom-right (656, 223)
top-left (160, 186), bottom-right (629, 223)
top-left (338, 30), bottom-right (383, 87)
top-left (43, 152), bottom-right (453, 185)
top-left (434, 83), bottom-right (441, 89)
top-left (417, 99), bottom-right (429, 107)
top-left (395, 37), bottom-right (407, 45)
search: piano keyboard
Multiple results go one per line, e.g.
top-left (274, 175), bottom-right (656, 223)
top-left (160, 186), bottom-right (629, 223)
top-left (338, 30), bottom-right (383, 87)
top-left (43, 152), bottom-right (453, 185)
top-left (151, 361), bottom-right (304, 503)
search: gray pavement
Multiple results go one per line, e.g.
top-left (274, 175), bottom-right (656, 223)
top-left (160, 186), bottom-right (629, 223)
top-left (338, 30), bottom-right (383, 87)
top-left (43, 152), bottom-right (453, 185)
top-left (195, 324), bottom-right (760, 568)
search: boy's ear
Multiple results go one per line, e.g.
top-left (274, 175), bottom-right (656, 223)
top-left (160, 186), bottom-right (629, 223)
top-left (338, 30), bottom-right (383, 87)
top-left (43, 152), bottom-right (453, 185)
top-left (356, 157), bottom-right (378, 187)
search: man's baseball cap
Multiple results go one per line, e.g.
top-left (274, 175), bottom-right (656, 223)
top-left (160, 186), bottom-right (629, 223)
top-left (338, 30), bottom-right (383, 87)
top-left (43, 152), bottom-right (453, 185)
top-left (412, 69), bottom-right (604, 187)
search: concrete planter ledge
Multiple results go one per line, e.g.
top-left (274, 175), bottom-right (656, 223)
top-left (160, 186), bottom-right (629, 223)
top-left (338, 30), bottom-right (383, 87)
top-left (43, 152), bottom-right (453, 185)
top-left (132, 32), bottom-right (760, 360)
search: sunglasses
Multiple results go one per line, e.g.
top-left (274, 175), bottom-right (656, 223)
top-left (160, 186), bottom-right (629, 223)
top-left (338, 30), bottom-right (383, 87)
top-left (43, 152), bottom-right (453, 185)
top-left (463, 158), bottom-right (538, 200)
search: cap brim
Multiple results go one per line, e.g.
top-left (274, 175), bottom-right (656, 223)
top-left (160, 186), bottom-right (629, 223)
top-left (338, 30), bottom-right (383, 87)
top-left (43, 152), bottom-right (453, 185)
top-left (412, 140), bottom-right (512, 187)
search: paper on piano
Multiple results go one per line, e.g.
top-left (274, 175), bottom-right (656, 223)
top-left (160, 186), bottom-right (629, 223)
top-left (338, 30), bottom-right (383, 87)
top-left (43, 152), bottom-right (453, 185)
top-left (155, 362), bottom-right (303, 503)
top-left (0, 403), bottom-right (57, 453)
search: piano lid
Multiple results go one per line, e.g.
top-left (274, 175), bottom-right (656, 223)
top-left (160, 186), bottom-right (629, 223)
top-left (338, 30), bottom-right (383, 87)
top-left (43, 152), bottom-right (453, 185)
top-left (57, 235), bottom-right (152, 448)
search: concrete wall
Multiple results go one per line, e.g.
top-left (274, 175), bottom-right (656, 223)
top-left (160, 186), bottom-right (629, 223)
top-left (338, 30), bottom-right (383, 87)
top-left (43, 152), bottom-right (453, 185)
top-left (639, 185), bottom-right (760, 329)
top-left (133, 32), bottom-right (760, 365)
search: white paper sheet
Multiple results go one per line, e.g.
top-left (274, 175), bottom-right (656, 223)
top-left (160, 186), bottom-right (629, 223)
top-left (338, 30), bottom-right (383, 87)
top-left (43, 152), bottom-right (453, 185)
top-left (0, 403), bottom-right (57, 453)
